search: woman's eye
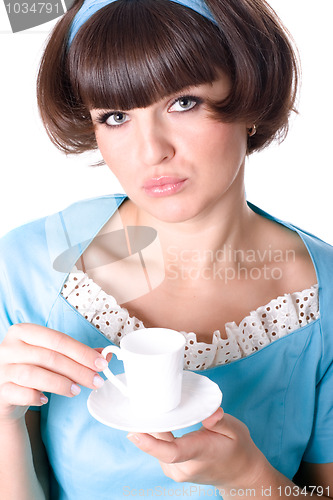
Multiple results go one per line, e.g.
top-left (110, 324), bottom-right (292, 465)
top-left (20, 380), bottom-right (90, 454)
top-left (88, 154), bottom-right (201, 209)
top-left (169, 96), bottom-right (199, 113)
top-left (98, 111), bottom-right (129, 127)
top-left (105, 112), bottom-right (129, 126)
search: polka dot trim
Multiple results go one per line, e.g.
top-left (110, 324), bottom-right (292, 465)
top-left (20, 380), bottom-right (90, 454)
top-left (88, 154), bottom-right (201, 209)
top-left (61, 271), bottom-right (319, 371)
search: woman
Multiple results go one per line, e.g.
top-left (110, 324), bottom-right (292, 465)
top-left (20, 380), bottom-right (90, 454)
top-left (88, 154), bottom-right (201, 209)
top-left (0, 0), bottom-right (332, 498)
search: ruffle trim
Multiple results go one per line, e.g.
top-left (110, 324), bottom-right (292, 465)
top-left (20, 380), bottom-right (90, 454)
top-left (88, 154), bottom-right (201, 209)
top-left (61, 271), bottom-right (319, 370)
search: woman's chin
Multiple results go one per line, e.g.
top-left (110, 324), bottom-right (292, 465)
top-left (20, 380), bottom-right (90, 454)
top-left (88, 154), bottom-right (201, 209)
top-left (147, 204), bottom-right (202, 224)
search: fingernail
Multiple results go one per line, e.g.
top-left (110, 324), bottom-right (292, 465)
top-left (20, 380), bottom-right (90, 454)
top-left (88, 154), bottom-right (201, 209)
top-left (40, 395), bottom-right (48, 405)
top-left (127, 433), bottom-right (140, 443)
top-left (93, 374), bottom-right (104, 388)
top-left (71, 383), bottom-right (81, 396)
top-left (95, 357), bottom-right (108, 370)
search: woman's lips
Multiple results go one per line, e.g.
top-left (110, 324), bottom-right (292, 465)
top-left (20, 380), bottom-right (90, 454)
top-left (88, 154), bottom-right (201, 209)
top-left (143, 177), bottom-right (188, 197)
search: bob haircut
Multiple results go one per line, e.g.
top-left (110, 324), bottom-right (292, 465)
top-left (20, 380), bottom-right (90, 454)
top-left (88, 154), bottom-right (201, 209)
top-left (37, 0), bottom-right (299, 156)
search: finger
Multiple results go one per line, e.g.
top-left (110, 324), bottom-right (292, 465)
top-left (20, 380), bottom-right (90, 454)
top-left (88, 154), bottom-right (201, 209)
top-left (147, 431), bottom-right (175, 442)
top-left (94, 347), bottom-right (113, 363)
top-left (127, 433), bottom-right (179, 462)
top-left (202, 408), bottom-right (249, 440)
top-left (4, 364), bottom-right (83, 398)
top-left (0, 345), bottom-right (104, 390)
top-left (0, 382), bottom-right (47, 407)
top-left (7, 324), bottom-right (107, 371)
top-left (201, 407), bottom-right (225, 430)
top-left (127, 429), bottom-right (207, 464)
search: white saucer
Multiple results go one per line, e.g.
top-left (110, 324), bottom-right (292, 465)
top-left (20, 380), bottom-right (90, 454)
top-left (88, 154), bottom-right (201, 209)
top-left (87, 371), bottom-right (222, 433)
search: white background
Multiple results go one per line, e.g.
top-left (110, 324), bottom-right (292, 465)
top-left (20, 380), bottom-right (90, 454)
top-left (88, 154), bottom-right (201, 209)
top-left (0, 0), bottom-right (332, 242)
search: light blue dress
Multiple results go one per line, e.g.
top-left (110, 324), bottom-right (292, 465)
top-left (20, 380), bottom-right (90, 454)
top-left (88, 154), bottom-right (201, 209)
top-left (0, 194), bottom-right (332, 499)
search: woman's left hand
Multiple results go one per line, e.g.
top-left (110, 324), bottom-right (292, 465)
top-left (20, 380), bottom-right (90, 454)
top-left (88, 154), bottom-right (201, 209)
top-left (127, 408), bottom-right (269, 491)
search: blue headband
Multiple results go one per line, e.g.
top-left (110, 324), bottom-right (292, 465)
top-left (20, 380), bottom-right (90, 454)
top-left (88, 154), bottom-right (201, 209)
top-left (68, 0), bottom-right (217, 46)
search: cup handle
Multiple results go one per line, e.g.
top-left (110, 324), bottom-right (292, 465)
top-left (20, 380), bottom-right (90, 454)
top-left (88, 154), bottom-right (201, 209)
top-left (101, 346), bottom-right (129, 396)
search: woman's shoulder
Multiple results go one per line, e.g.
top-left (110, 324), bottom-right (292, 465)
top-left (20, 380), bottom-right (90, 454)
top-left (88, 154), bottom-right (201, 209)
top-left (0, 194), bottom-right (126, 255)
top-left (0, 194), bottom-right (127, 285)
top-left (281, 215), bottom-right (333, 290)
top-left (249, 201), bottom-right (333, 254)
top-left (257, 205), bottom-right (333, 356)
top-left (0, 215), bottom-right (48, 265)
top-left (249, 202), bottom-right (333, 282)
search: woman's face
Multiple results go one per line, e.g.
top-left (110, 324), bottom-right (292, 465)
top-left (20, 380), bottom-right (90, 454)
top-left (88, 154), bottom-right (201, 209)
top-left (90, 74), bottom-right (249, 223)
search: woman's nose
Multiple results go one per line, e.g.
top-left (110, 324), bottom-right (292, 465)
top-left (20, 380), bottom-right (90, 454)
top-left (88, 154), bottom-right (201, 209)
top-left (135, 118), bottom-right (175, 166)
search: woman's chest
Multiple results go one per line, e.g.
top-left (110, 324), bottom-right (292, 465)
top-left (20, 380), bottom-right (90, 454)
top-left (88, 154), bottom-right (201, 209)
top-left (119, 277), bottom-right (295, 343)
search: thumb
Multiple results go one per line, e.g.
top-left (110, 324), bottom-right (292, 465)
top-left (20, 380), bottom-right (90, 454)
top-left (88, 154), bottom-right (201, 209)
top-left (202, 407), bottom-right (224, 428)
top-left (202, 408), bottom-right (248, 440)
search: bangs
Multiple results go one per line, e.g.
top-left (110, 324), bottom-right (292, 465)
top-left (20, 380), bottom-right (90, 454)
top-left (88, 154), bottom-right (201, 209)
top-left (68, 0), bottom-right (230, 110)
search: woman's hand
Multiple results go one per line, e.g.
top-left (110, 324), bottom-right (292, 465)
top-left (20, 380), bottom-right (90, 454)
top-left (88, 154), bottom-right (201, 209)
top-left (127, 408), bottom-right (269, 492)
top-left (0, 323), bottom-right (108, 422)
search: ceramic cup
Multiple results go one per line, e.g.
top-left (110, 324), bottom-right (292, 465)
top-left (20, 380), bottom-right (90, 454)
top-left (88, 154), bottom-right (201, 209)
top-left (101, 328), bottom-right (186, 416)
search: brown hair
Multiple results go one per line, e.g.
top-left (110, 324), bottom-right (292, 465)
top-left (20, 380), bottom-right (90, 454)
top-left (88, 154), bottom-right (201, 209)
top-left (37, 0), bottom-right (300, 156)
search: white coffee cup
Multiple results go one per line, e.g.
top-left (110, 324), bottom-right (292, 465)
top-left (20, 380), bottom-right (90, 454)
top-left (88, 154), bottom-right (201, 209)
top-left (101, 328), bottom-right (186, 416)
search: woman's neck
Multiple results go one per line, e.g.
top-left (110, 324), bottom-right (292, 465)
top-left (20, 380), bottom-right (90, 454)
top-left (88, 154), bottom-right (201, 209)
top-left (125, 190), bottom-right (257, 276)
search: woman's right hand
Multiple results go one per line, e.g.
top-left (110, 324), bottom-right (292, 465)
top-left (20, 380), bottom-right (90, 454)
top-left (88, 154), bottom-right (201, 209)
top-left (0, 323), bottom-right (108, 422)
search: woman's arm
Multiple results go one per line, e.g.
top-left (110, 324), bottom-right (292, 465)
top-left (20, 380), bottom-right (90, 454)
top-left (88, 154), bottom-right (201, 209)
top-left (127, 409), bottom-right (333, 500)
top-left (26, 410), bottom-right (50, 499)
top-left (294, 462), bottom-right (333, 496)
top-left (245, 460), bottom-right (333, 500)
top-left (0, 414), bottom-right (45, 500)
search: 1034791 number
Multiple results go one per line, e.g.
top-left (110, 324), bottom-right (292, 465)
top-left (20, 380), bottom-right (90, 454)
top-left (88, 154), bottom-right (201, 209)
top-left (5, 3), bottom-right (60, 14)
top-left (277, 486), bottom-right (330, 497)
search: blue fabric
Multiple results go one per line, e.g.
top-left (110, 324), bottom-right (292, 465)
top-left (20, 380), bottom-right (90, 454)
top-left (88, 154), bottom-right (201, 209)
top-left (0, 194), bottom-right (333, 500)
top-left (68, 0), bottom-right (217, 46)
